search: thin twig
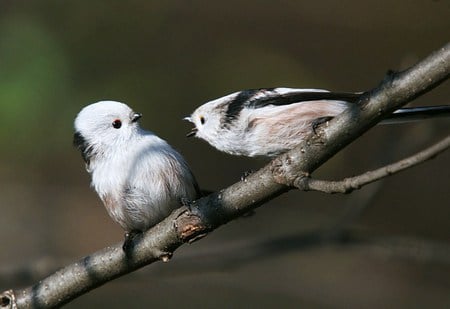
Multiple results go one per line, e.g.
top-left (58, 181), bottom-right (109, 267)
top-left (294, 135), bottom-right (450, 193)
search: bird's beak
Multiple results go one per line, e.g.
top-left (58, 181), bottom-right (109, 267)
top-left (183, 116), bottom-right (197, 137)
top-left (131, 113), bottom-right (142, 123)
top-left (186, 127), bottom-right (198, 137)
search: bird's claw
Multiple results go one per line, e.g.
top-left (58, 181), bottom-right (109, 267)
top-left (241, 170), bottom-right (255, 181)
top-left (122, 230), bottom-right (142, 256)
top-left (312, 116), bottom-right (333, 134)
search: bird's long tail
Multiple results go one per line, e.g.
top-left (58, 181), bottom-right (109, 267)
top-left (381, 105), bottom-right (450, 124)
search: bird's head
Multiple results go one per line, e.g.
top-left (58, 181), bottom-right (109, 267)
top-left (184, 93), bottom-right (238, 143)
top-left (73, 100), bottom-right (142, 164)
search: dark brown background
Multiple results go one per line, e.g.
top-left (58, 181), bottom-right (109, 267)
top-left (0, 1), bottom-right (449, 308)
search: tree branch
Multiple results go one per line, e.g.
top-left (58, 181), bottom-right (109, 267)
top-left (294, 134), bottom-right (450, 193)
top-left (1, 43), bottom-right (449, 308)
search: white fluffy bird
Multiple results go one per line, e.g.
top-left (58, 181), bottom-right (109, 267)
top-left (74, 101), bottom-right (200, 250)
top-left (185, 88), bottom-right (450, 157)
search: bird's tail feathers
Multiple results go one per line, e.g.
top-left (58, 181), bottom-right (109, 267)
top-left (381, 105), bottom-right (450, 125)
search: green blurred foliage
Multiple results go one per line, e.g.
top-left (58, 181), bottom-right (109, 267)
top-left (0, 16), bottom-right (70, 157)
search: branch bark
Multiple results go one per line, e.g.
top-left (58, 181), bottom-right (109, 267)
top-left (294, 134), bottom-right (450, 193)
top-left (1, 43), bottom-right (449, 308)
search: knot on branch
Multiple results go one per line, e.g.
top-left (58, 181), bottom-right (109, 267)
top-left (384, 69), bottom-right (399, 84)
top-left (174, 205), bottom-right (212, 244)
top-left (0, 290), bottom-right (16, 309)
top-left (292, 176), bottom-right (314, 191)
top-left (270, 154), bottom-right (309, 188)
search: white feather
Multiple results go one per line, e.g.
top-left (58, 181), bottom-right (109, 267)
top-left (187, 88), bottom-right (349, 157)
top-left (75, 101), bottom-right (198, 232)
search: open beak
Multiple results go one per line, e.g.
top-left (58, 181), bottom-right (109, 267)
top-left (131, 113), bottom-right (142, 123)
top-left (186, 127), bottom-right (198, 137)
top-left (183, 116), bottom-right (197, 137)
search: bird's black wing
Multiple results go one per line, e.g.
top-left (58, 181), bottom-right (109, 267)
top-left (224, 88), bottom-right (361, 124)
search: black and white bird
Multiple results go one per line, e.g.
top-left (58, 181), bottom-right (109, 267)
top-left (74, 101), bottom-right (200, 251)
top-left (185, 88), bottom-right (450, 157)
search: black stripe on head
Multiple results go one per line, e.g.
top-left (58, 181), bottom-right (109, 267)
top-left (73, 131), bottom-right (94, 165)
top-left (224, 88), bottom-right (275, 126)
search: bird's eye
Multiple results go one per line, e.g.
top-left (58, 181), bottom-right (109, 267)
top-left (112, 119), bottom-right (122, 129)
top-left (200, 116), bottom-right (206, 125)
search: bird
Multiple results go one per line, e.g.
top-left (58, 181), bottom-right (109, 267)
top-left (185, 87), bottom-right (450, 158)
top-left (74, 101), bottom-right (200, 252)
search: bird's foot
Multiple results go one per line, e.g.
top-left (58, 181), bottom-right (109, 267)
top-left (122, 230), bottom-right (142, 256)
top-left (241, 170), bottom-right (255, 181)
top-left (312, 116), bottom-right (333, 134)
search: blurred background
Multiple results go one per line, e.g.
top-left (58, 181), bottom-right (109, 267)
top-left (0, 1), bottom-right (449, 308)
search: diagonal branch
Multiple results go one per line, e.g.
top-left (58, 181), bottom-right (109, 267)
top-left (294, 134), bottom-right (450, 193)
top-left (1, 43), bottom-right (449, 308)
